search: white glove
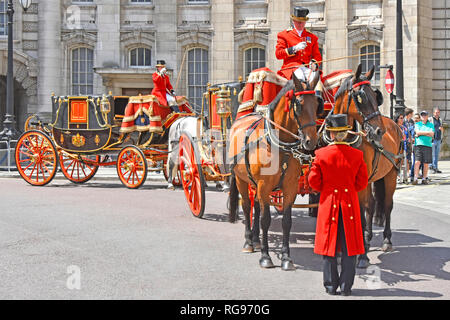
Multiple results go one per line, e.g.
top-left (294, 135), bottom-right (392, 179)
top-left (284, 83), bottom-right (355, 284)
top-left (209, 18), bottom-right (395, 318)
top-left (159, 67), bottom-right (167, 75)
top-left (293, 42), bottom-right (307, 53)
top-left (309, 60), bottom-right (318, 71)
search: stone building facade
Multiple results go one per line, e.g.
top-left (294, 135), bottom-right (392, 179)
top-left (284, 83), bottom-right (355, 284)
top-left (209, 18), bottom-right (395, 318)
top-left (0, 0), bottom-right (449, 155)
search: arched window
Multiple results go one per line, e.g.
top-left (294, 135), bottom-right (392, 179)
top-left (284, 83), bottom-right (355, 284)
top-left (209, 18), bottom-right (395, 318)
top-left (130, 47), bottom-right (151, 67)
top-left (71, 47), bottom-right (94, 95)
top-left (360, 44), bottom-right (380, 86)
top-left (244, 47), bottom-right (265, 78)
top-left (187, 47), bottom-right (208, 110)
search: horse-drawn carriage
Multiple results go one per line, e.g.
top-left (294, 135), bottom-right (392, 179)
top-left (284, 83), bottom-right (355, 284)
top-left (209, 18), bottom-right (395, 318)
top-left (15, 92), bottom-right (194, 188)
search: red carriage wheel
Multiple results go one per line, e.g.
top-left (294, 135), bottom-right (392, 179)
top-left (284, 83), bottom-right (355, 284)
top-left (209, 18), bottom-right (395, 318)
top-left (179, 133), bottom-right (206, 218)
top-left (59, 153), bottom-right (100, 183)
top-left (15, 130), bottom-right (58, 186)
top-left (271, 190), bottom-right (284, 214)
top-left (117, 146), bottom-right (148, 189)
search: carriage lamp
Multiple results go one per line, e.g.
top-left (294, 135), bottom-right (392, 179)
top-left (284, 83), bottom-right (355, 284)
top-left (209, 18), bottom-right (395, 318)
top-left (19, 0), bottom-right (32, 11)
top-left (216, 85), bottom-right (232, 118)
top-left (100, 94), bottom-right (111, 114)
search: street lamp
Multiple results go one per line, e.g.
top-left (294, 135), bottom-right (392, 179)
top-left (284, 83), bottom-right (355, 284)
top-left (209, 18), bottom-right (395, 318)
top-left (394, 0), bottom-right (405, 116)
top-left (0, 0), bottom-right (33, 142)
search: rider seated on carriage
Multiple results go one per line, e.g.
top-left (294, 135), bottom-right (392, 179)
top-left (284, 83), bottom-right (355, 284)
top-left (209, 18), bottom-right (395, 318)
top-left (120, 60), bottom-right (192, 138)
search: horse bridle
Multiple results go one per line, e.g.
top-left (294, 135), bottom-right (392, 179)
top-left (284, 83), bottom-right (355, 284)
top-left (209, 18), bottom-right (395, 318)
top-left (287, 88), bottom-right (318, 133)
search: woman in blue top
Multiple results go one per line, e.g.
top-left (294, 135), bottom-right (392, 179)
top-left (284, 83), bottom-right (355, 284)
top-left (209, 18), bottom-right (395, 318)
top-left (395, 114), bottom-right (410, 181)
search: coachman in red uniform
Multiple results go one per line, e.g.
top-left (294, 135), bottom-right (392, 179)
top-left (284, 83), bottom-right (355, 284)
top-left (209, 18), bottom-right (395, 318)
top-left (276, 6), bottom-right (322, 80)
top-left (308, 114), bottom-right (368, 296)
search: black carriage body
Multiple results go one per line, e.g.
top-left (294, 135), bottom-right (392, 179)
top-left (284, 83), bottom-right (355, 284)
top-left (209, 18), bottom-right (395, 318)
top-left (51, 94), bottom-right (129, 153)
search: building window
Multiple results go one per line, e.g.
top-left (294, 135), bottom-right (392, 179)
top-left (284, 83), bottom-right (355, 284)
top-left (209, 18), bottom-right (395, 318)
top-left (72, 0), bottom-right (93, 2)
top-left (71, 47), bottom-right (94, 95)
top-left (244, 47), bottom-right (266, 78)
top-left (187, 48), bottom-right (208, 111)
top-left (187, 0), bottom-right (209, 4)
top-left (0, 1), bottom-right (7, 36)
top-left (130, 48), bottom-right (151, 67)
top-left (130, 0), bottom-right (151, 2)
top-left (360, 44), bottom-right (380, 86)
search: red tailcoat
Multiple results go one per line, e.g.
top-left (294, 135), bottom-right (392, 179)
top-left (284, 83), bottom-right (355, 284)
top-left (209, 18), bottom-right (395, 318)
top-left (308, 144), bottom-right (368, 257)
top-left (151, 72), bottom-right (174, 107)
top-left (275, 28), bottom-right (322, 79)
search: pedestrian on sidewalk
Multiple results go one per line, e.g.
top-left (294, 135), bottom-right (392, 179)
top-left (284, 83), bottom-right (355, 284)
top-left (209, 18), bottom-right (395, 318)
top-left (308, 114), bottom-right (368, 296)
top-left (395, 113), bottom-right (410, 183)
top-left (413, 111), bottom-right (434, 185)
top-left (431, 107), bottom-right (444, 174)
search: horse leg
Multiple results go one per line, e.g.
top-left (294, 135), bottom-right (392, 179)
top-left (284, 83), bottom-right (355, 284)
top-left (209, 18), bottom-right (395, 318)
top-left (166, 140), bottom-right (178, 190)
top-left (381, 169), bottom-right (397, 252)
top-left (234, 178), bottom-right (255, 253)
top-left (364, 184), bottom-right (375, 248)
top-left (252, 201), bottom-right (261, 250)
top-left (281, 204), bottom-right (295, 271)
top-left (259, 202), bottom-right (275, 268)
top-left (357, 188), bottom-right (370, 269)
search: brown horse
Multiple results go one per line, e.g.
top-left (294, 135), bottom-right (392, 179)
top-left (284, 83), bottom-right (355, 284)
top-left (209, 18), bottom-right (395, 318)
top-left (332, 64), bottom-right (403, 268)
top-left (228, 69), bottom-right (322, 270)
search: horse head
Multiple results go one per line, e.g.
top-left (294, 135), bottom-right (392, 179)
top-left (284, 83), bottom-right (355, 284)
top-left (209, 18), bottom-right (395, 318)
top-left (334, 64), bottom-right (386, 143)
top-left (289, 67), bottom-right (322, 151)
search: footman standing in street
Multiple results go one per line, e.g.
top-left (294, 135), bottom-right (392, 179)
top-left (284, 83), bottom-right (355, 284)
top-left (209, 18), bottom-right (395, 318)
top-left (308, 114), bottom-right (369, 296)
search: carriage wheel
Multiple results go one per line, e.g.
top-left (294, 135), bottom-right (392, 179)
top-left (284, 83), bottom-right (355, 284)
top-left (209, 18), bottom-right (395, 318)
top-left (117, 146), bottom-right (148, 189)
top-left (162, 159), bottom-right (182, 187)
top-left (15, 130), bottom-right (58, 186)
top-left (179, 133), bottom-right (206, 218)
top-left (59, 153), bottom-right (100, 184)
top-left (271, 190), bottom-right (284, 215)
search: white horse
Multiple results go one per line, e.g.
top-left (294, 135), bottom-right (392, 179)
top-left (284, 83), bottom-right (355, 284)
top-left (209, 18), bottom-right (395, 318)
top-left (166, 116), bottom-right (198, 189)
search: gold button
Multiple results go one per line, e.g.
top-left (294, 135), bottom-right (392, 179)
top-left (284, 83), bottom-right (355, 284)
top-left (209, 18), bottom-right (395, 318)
top-left (350, 216), bottom-right (354, 220)
top-left (345, 189), bottom-right (348, 192)
top-left (334, 189), bottom-right (338, 193)
top-left (348, 204), bottom-right (351, 208)
top-left (332, 217), bottom-right (335, 221)
top-left (333, 205), bottom-right (337, 208)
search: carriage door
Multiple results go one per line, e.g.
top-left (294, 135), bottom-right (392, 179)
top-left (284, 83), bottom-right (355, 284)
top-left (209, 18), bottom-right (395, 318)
top-left (69, 98), bottom-right (88, 129)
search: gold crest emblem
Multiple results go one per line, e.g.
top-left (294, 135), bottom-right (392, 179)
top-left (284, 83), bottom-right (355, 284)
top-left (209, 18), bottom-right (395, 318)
top-left (60, 134), bottom-right (64, 144)
top-left (95, 135), bottom-right (100, 146)
top-left (72, 133), bottom-right (86, 147)
top-left (357, 95), bottom-right (363, 104)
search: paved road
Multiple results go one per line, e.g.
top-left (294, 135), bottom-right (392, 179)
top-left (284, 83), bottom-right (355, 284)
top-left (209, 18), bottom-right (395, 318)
top-left (0, 164), bottom-right (449, 300)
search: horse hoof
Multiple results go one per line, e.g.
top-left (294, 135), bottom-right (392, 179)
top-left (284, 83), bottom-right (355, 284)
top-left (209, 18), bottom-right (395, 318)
top-left (382, 243), bottom-right (393, 252)
top-left (242, 244), bottom-right (254, 253)
top-left (357, 258), bottom-right (370, 269)
top-left (281, 259), bottom-right (295, 271)
top-left (167, 184), bottom-right (175, 190)
top-left (253, 242), bottom-right (261, 251)
top-left (259, 257), bottom-right (275, 269)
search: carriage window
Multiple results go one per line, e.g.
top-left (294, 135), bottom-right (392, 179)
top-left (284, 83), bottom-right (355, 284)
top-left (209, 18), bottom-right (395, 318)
top-left (130, 48), bottom-right (151, 67)
top-left (0, 1), bottom-right (7, 36)
top-left (71, 47), bottom-right (94, 95)
top-left (244, 47), bottom-right (266, 78)
top-left (187, 48), bottom-right (209, 111)
top-left (360, 45), bottom-right (380, 87)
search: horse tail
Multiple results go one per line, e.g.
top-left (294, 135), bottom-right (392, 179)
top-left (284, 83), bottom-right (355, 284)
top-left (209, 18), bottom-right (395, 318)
top-left (229, 174), bottom-right (239, 223)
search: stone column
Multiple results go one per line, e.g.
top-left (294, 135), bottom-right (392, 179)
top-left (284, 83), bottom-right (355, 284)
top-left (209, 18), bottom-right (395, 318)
top-left (267, 0), bottom-right (290, 72)
top-left (324, 0), bottom-right (348, 72)
top-left (211, 0), bottom-right (235, 83)
top-left (96, 0), bottom-right (120, 93)
top-left (154, 0), bottom-right (177, 74)
top-left (37, 0), bottom-right (61, 117)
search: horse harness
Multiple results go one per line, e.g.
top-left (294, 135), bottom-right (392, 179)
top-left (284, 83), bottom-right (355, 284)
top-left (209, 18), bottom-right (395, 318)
top-left (230, 85), bottom-right (316, 190)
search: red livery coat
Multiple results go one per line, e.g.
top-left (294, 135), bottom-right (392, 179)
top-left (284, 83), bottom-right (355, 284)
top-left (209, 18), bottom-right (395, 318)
top-left (275, 28), bottom-right (322, 80)
top-left (151, 72), bottom-right (173, 107)
top-left (308, 144), bottom-right (368, 257)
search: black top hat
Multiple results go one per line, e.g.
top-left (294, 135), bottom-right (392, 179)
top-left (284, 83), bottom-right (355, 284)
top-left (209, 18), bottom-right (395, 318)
top-left (156, 60), bottom-right (166, 67)
top-left (292, 6), bottom-right (309, 22)
top-left (325, 114), bottom-right (352, 131)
